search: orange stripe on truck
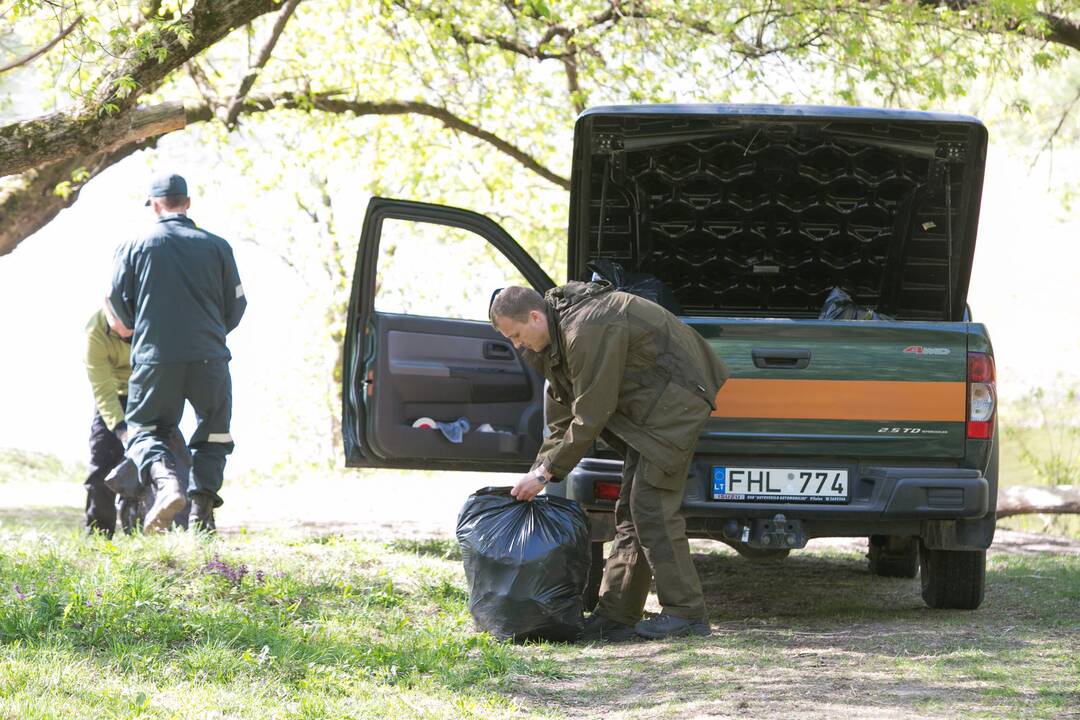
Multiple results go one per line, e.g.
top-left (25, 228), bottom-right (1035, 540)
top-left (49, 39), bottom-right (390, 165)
top-left (712, 379), bottom-right (967, 422)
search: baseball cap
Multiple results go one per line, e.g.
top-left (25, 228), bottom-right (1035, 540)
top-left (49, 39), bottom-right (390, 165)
top-left (144, 173), bottom-right (188, 206)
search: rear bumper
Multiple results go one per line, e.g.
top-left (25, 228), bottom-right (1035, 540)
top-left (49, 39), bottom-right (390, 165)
top-left (554, 457), bottom-right (995, 550)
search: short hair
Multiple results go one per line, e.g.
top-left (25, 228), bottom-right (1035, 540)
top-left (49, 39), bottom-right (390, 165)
top-left (159, 194), bottom-right (188, 211)
top-left (489, 286), bottom-right (545, 328)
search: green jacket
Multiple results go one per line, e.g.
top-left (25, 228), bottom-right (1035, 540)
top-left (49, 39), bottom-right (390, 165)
top-left (523, 281), bottom-right (729, 479)
top-left (84, 310), bottom-right (132, 431)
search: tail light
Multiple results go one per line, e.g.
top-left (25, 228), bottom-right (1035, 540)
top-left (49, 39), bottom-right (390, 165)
top-left (594, 481), bottom-right (621, 501)
top-left (967, 352), bottom-right (996, 439)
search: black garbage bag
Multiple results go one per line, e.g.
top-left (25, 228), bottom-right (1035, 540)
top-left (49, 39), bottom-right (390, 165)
top-left (819, 287), bottom-right (894, 321)
top-left (587, 259), bottom-right (683, 315)
top-left (456, 487), bottom-right (590, 642)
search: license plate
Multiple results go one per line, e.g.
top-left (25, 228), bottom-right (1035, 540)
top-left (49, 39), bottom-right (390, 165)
top-left (712, 466), bottom-right (849, 503)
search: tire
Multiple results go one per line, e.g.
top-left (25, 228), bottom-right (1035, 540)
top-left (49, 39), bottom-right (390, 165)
top-left (867, 535), bottom-right (919, 578)
top-left (919, 541), bottom-right (986, 609)
top-left (582, 541), bottom-right (605, 612)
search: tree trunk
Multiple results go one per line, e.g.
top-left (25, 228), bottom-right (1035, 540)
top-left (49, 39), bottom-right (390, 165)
top-left (997, 485), bottom-right (1080, 518)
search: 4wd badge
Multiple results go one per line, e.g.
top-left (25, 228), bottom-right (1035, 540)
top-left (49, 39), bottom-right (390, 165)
top-left (903, 346), bottom-right (951, 355)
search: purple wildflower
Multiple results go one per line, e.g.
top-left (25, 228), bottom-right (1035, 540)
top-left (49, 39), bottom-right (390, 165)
top-left (203, 555), bottom-right (255, 584)
top-left (13, 584), bottom-right (26, 600)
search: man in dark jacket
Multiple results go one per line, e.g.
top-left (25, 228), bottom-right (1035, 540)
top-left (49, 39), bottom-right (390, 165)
top-left (109, 173), bottom-right (246, 533)
top-left (490, 282), bottom-right (728, 642)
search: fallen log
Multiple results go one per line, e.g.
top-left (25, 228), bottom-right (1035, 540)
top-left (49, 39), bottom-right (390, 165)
top-left (997, 485), bottom-right (1080, 518)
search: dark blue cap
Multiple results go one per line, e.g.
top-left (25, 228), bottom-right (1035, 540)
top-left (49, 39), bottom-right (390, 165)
top-left (144, 173), bottom-right (188, 206)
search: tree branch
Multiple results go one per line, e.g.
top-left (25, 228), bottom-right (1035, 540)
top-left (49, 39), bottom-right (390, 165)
top-left (0, 92), bottom-right (567, 256)
top-left (0, 136), bottom-right (158, 257)
top-left (399, 0), bottom-right (644, 61)
top-left (195, 93), bottom-right (570, 189)
top-left (0, 0), bottom-right (297, 179)
top-left (224, 0), bottom-right (302, 128)
top-left (0, 13), bottom-right (83, 75)
top-left (0, 102), bottom-right (188, 177)
top-left (998, 485), bottom-right (1080, 518)
top-left (1029, 83), bottom-right (1080, 171)
top-left (910, 1), bottom-right (1080, 53)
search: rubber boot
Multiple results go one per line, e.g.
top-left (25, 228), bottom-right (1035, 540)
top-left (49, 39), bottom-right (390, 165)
top-left (190, 495), bottom-right (216, 534)
top-left (143, 458), bottom-right (186, 534)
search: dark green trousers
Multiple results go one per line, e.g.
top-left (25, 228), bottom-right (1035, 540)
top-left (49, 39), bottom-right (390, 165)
top-left (595, 440), bottom-right (707, 625)
top-left (125, 360), bottom-right (233, 507)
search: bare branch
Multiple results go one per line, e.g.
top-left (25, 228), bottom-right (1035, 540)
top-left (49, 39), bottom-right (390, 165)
top-left (1028, 83), bottom-right (1080, 171)
top-left (224, 0), bottom-right (302, 128)
top-left (0, 13), bottom-right (83, 75)
top-left (564, 53), bottom-right (585, 116)
top-left (998, 484), bottom-right (1080, 518)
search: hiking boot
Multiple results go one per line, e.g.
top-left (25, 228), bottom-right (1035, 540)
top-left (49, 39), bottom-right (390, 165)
top-left (579, 613), bottom-right (638, 643)
top-left (190, 495), bottom-right (216, 534)
top-left (634, 613), bottom-right (711, 640)
top-left (142, 458), bottom-right (186, 534)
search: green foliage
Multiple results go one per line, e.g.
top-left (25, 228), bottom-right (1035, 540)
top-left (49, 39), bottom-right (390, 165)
top-left (5, 0), bottom-right (1078, 469)
top-left (0, 529), bottom-right (557, 717)
top-left (1004, 382), bottom-right (1080, 487)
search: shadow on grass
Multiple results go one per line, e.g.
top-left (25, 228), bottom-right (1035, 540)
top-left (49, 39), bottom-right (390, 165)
top-left (514, 548), bottom-right (1080, 719)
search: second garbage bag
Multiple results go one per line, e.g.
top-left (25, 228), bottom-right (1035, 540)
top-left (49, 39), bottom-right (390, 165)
top-left (456, 487), bottom-right (590, 642)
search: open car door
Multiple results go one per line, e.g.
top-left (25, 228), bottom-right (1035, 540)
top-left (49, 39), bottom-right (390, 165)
top-left (342, 197), bottom-right (556, 471)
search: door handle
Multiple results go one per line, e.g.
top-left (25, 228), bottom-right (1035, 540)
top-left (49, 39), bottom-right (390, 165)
top-left (752, 348), bottom-right (811, 369)
top-left (483, 340), bottom-right (515, 360)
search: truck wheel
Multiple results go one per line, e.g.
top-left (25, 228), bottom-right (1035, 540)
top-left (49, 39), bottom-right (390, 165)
top-left (867, 535), bottom-right (919, 578)
top-left (919, 542), bottom-right (986, 609)
top-left (582, 541), bottom-right (605, 612)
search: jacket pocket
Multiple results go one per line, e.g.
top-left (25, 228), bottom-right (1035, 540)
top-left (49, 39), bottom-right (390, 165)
top-left (643, 381), bottom-right (711, 451)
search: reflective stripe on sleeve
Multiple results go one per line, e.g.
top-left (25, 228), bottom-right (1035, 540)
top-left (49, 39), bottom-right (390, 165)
top-left (235, 284), bottom-right (245, 299)
top-left (207, 432), bottom-right (233, 443)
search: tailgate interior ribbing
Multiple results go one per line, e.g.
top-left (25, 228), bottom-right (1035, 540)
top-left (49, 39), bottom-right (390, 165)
top-left (570, 109), bottom-right (987, 321)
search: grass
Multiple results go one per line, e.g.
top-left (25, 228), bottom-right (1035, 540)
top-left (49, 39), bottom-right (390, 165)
top-left (0, 441), bottom-right (1077, 719)
top-left (0, 448), bottom-right (84, 485)
top-left (0, 520), bottom-right (1076, 718)
top-left (0, 528), bottom-right (564, 719)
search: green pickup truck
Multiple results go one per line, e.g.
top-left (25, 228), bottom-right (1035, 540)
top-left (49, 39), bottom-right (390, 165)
top-left (342, 104), bottom-right (997, 611)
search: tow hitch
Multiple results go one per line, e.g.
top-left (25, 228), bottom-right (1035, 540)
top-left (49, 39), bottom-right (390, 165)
top-left (723, 514), bottom-right (808, 550)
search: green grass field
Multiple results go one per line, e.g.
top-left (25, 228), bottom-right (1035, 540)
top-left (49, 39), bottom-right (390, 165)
top-left (0, 526), bottom-right (1076, 719)
top-left (0, 431), bottom-right (1077, 719)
